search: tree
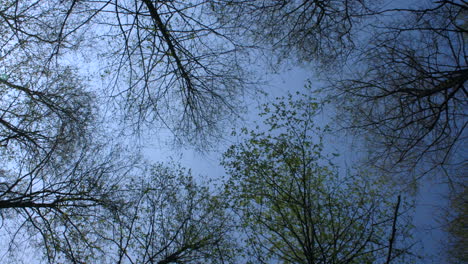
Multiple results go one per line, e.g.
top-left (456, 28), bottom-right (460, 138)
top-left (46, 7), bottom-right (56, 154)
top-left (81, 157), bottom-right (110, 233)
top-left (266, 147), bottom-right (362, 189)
top-left (0, 14), bottom-right (135, 260)
top-left (0, 69), bottom-right (93, 156)
top-left (222, 93), bottom-right (414, 263)
top-left (444, 181), bottom-right (467, 263)
top-left (0, 12), bottom-right (123, 259)
top-left (1, 0), bottom-right (461, 262)
top-left (1, 159), bottom-right (239, 263)
top-left (0, 1), bottom-right (245, 259)
top-left (0, 25), bottom-right (115, 262)
top-left (211, 0), bottom-right (467, 181)
top-left (100, 0), bottom-right (247, 146)
top-left (211, 0), bottom-right (371, 67)
top-left (324, 1), bottom-right (467, 180)
top-left (0, 142), bottom-right (131, 263)
top-left (79, 162), bottom-right (238, 264)
top-left (0, 0), bottom-right (248, 147)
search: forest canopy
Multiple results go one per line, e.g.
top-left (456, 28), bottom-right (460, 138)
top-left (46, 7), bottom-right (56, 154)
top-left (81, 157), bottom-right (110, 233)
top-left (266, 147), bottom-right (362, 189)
top-left (0, 0), bottom-right (465, 263)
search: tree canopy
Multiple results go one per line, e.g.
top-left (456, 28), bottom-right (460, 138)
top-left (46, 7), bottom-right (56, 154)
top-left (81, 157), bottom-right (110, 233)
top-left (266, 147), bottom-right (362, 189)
top-left (222, 93), bottom-right (414, 264)
top-left (0, 0), bottom-right (465, 263)
top-left (325, 1), bottom-right (467, 179)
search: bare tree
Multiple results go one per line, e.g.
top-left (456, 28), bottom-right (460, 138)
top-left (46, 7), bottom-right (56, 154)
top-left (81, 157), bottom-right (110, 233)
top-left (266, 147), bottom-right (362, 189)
top-left (324, 1), bottom-right (467, 180)
top-left (0, 0), bottom-right (248, 147)
top-left (100, 0), bottom-right (247, 146)
top-left (210, 0), bottom-right (371, 68)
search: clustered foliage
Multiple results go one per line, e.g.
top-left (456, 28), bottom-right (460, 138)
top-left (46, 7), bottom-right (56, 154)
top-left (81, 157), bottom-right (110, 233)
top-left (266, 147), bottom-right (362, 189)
top-left (222, 93), bottom-right (413, 263)
top-left (0, 0), bottom-right (465, 263)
